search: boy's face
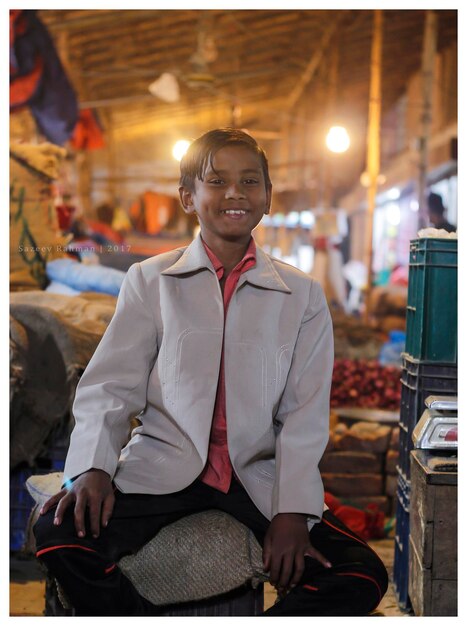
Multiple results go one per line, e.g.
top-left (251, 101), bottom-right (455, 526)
top-left (179, 145), bottom-right (272, 249)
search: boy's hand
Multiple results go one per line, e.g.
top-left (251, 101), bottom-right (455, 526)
top-left (40, 468), bottom-right (115, 539)
top-left (262, 513), bottom-right (332, 595)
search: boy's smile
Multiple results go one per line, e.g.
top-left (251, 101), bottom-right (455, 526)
top-left (179, 145), bottom-right (272, 252)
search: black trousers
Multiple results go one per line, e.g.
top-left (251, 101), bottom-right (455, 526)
top-left (34, 477), bottom-right (388, 616)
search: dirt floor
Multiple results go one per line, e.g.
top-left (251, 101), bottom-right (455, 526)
top-left (10, 538), bottom-right (413, 616)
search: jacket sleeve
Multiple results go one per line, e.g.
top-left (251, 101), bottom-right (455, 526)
top-left (271, 280), bottom-right (334, 521)
top-left (63, 262), bottom-right (159, 483)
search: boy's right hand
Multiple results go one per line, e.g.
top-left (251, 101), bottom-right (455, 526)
top-left (40, 468), bottom-right (115, 539)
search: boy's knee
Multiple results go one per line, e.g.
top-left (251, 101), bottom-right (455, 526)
top-left (365, 549), bottom-right (389, 593)
top-left (33, 510), bottom-right (61, 550)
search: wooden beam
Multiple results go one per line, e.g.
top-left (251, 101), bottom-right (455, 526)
top-left (417, 10), bottom-right (438, 227)
top-left (285, 20), bottom-right (339, 111)
top-left (364, 10), bottom-right (383, 322)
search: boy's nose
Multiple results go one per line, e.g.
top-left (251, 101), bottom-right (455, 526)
top-left (225, 184), bottom-right (246, 199)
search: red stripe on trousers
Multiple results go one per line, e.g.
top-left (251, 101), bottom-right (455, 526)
top-left (321, 517), bottom-right (383, 561)
top-left (36, 544), bottom-right (98, 558)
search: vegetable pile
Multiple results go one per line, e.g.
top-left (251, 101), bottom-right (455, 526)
top-left (331, 359), bottom-right (401, 410)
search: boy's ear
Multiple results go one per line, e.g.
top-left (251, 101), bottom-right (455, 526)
top-left (179, 187), bottom-right (196, 214)
top-left (264, 184), bottom-right (272, 215)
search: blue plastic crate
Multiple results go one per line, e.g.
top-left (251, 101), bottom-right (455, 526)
top-left (10, 443), bottom-right (67, 552)
top-left (393, 469), bottom-right (412, 610)
top-left (10, 467), bottom-right (37, 552)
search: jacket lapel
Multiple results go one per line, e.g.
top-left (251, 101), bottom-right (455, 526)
top-left (237, 246), bottom-right (291, 294)
top-left (161, 233), bottom-right (292, 294)
top-left (160, 234), bottom-right (214, 276)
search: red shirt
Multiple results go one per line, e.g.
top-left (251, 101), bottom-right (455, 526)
top-left (199, 237), bottom-right (257, 493)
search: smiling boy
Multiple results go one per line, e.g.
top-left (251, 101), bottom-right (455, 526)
top-left (34, 128), bottom-right (388, 616)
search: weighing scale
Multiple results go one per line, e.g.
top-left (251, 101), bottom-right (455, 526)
top-left (412, 395), bottom-right (458, 450)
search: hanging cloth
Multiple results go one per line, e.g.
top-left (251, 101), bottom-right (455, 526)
top-left (10, 9), bottom-right (78, 145)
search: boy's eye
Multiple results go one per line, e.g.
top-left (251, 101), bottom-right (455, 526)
top-left (208, 179), bottom-right (224, 185)
top-left (243, 178), bottom-right (259, 185)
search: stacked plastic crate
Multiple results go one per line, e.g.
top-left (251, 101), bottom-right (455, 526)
top-left (393, 238), bottom-right (458, 608)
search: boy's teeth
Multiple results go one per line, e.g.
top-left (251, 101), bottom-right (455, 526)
top-left (224, 210), bottom-right (246, 215)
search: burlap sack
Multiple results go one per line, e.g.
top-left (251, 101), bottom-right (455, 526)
top-left (10, 143), bottom-right (70, 290)
top-left (10, 291), bottom-right (117, 468)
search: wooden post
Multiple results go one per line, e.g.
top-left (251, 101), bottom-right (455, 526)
top-left (323, 44), bottom-right (339, 209)
top-left (279, 119), bottom-right (291, 187)
top-left (103, 109), bottom-right (117, 203)
top-left (364, 10), bottom-right (383, 322)
top-left (418, 11), bottom-right (438, 228)
top-left (76, 151), bottom-right (93, 218)
top-left (280, 19), bottom-right (341, 193)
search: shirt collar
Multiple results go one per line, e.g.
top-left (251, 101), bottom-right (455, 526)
top-left (201, 236), bottom-right (256, 277)
top-left (161, 233), bottom-right (291, 294)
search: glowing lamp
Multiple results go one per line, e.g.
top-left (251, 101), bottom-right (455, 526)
top-left (325, 126), bottom-right (350, 153)
top-left (172, 140), bottom-right (191, 162)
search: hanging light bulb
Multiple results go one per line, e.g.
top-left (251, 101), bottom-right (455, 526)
top-left (325, 126), bottom-right (350, 153)
top-left (172, 140), bottom-right (191, 162)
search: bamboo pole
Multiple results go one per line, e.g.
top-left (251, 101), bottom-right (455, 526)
top-left (323, 44), bottom-right (339, 209)
top-left (363, 10), bottom-right (383, 323)
top-left (418, 10), bottom-right (438, 228)
top-left (102, 109), bottom-right (117, 202)
top-left (278, 19), bottom-right (341, 189)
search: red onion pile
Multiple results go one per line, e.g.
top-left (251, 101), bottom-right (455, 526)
top-left (331, 359), bottom-right (401, 410)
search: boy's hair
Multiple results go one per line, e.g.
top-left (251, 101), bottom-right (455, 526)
top-left (179, 128), bottom-right (271, 192)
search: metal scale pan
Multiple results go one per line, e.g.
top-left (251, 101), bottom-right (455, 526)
top-left (412, 395), bottom-right (457, 450)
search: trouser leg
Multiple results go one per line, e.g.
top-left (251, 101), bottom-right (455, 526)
top-left (212, 479), bottom-right (388, 616)
top-left (33, 482), bottom-right (211, 616)
top-left (263, 511), bottom-right (389, 616)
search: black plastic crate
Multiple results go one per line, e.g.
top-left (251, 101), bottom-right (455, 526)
top-left (401, 353), bottom-right (458, 380)
top-left (393, 469), bottom-right (412, 610)
top-left (398, 421), bottom-right (411, 478)
top-left (398, 355), bottom-right (457, 479)
top-left (399, 356), bottom-right (457, 432)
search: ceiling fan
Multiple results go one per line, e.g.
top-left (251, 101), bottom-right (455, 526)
top-left (148, 16), bottom-right (282, 140)
top-left (149, 22), bottom-right (218, 101)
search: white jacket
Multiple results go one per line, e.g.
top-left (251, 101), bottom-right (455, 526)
top-left (64, 235), bottom-right (334, 524)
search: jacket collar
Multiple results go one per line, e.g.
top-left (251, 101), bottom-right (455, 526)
top-left (161, 234), bottom-right (291, 294)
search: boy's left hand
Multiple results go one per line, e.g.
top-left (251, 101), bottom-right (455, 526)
top-left (263, 513), bottom-right (332, 595)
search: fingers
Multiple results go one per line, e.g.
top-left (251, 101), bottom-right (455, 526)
top-left (53, 490), bottom-right (76, 527)
top-left (101, 492), bottom-right (115, 529)
top-left (276, 553), bottom-right (293, 594)
top-left (268, 553), bottom-right (282, 589)
top-left (88, 497), bottom-right (103, 539)
top-left (39, 472), bottom-right (115, 539)
top-left (290, 552), bottom-right (306, 588)
top-left (72, 493), bottom-right (87, 538)
top-left (304, 546), bottom-right (332, 569)
top-left (40, 489), bottom-right (68, 515)
top-left (262, 536), bottom-right (272, 572)
top-left (269, 553), bottom-right (289, 590)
